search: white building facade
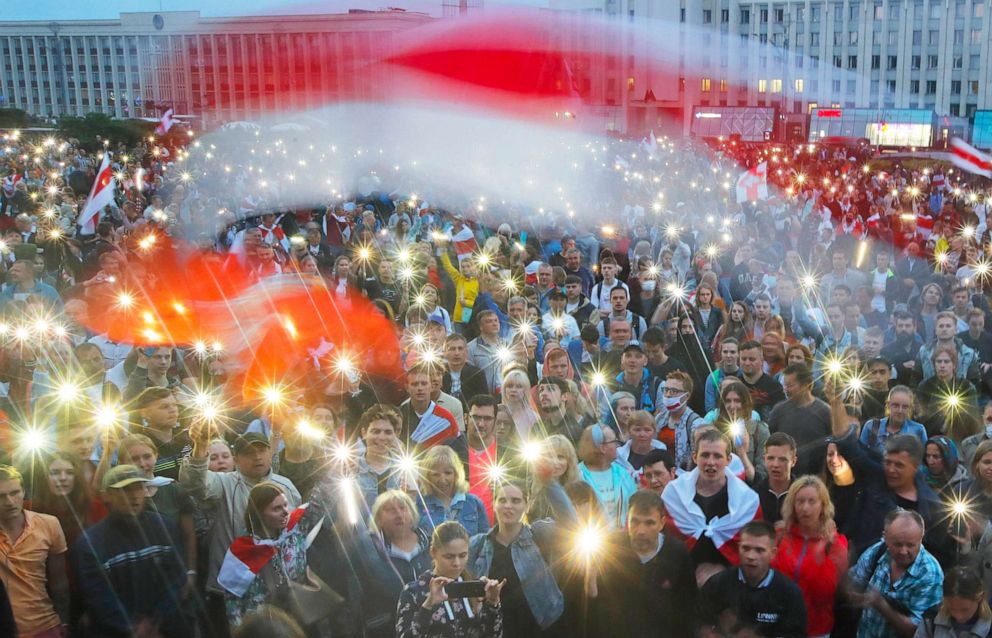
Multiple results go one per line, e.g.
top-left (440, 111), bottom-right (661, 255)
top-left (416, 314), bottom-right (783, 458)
top-left (0, 10), bottom-right (431, 126)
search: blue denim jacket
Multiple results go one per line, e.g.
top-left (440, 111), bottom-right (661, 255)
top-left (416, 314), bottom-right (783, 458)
top-left (467, 481), bottom-right (576, 629)
top-left (418, 492), bottom-right (491, 536)
top-left (356, 455), bottom-right (403, 513)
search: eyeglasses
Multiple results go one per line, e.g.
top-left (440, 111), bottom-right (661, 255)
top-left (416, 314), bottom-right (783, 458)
top-left (662, 387), bottom-right (685, 396)
top-left (600, 439), bottom-right (621, 447)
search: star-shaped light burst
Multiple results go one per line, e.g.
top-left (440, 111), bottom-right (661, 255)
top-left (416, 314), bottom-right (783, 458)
top-left (520, 440), bottom-right (544, 464)
top-left (95, 403), bottom-right (123, 430)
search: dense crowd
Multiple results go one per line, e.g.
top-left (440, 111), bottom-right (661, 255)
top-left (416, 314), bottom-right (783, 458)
top-left (1, 124), bottom-right (992, 638)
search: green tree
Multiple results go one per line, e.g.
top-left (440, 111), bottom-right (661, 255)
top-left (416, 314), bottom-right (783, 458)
top-left (56, 113), bottom-right (153, 151)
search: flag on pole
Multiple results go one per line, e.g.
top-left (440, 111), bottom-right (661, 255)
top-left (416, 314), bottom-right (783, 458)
top-left (78, 152), bottom-right (115, 235)
top-left (155, 108), bottom-right (175, 135)
top-left (949, 137), bottom-right (992, 178)
top-left (736, 162), bottom-right (769, 203)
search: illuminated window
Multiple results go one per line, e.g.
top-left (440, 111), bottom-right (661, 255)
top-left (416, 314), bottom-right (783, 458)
top-left (758, 79), bottom-right (767, 93)
top-left (701, 78), bottom-right (712, 91)
top-left (807, 102), bottom-right (818, 114)
top-left (794, 79), bottom-right (804, 93)
top-left (627, 76), bottom-right (635, 91)
top-left (720, 79), bottom-right (729, 92)
top-left (771, 79), bottom-right (782, 93)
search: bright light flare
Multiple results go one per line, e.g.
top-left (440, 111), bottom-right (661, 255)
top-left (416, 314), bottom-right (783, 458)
top-left (115, 292), bottom-right (135, 310)
top-left (575, 523), bottom-right (606, 561)
top-left (521, 440), bottom-right (543, 463)
top-left (95, 404), bottom-right (123, 430)
top-left (486, 463), bottom-right (507, 483)
top-left (55, 381), bottom-right (81, 404)
top-left (295, 419), bottom-right (326, 442)
top-left (18, 428), bottom-right (50, 454)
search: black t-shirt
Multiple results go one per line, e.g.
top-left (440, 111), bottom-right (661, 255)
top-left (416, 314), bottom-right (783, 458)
top-left (741, 374), bottom-right (786, 421)
top-left (648, 356), bottom-right (688, 382)
top-left (488, 539), bottom-right (540, 638)
top-left (627, 449), bottom-right (648, 471)
top-left (895, 494), bottom-right (919, 512)
top-left (700, 568), bottom-right (808, 638)
top-left (691, 484), bottom-right (731, 567)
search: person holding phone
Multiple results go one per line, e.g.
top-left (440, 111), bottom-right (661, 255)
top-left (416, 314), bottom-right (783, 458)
top-left (395, 521), bottom-right (504, 637)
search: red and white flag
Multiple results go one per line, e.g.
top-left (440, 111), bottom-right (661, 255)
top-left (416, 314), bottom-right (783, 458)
top-left (950, 137), bottom-right (992, 178)
top-left (78, 152), bottom-right (115, 235)
top-left (736, 162), bottom-right (769, 203)
top-left (662, 467), bottom-right (761, 565)
top-left (218, 505), bottom-right (317, 597)
top-left (155, 108), bottom-right (175, 135)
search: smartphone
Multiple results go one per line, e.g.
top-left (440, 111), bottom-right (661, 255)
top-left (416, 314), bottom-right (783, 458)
top-left (952, 517), bottom-right (968, 538)
top-left (444, 580), bottom-right (486, 598)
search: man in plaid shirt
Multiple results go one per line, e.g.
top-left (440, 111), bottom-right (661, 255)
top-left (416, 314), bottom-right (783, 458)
top-left (847, 510), bottom-right (943, 638)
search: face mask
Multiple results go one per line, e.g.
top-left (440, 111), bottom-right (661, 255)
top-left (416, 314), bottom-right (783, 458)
top-left (985, 424), bottom-right (992, 439)
top-left (663, 393), bottom-right (688, 411)
top-left (642, 280), bottom-right (657, 292)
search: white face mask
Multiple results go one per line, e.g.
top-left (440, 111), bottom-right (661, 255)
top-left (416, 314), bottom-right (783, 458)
top-left (663, 393), bottom-right (688, 412)
top-left (642, 279), bottom-right (657, 292)
top-left (985, 424), bottom-right (992, 439)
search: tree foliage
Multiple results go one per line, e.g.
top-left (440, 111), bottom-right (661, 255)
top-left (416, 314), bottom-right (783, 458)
top-left (56, 113), bottom-right (154, 151)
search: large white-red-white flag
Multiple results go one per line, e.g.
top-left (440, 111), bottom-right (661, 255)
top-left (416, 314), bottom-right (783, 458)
top-left (736, 161), bottom-right (769, 203)
top-left (78, 152), bottom-right (115, 235)
top-left (950, 137), bottom-right (992, 178)
top-left (155, 108), bottom-right (175, 135)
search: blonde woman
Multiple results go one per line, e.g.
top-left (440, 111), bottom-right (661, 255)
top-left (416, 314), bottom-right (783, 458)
top-left (528, 434), bottom-right (580, 522)
top-left (339, 489), bottom-right (432, 638)
top-left (772, 476), bottom-right (849, 638)
top-left (416, 445), bottom-right (489, 536)
top-left (501, 368), bottom-right (539, 440)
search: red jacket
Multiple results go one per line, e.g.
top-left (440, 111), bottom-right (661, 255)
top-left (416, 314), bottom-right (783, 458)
top-left (772, 524), bottom-right (849, 636)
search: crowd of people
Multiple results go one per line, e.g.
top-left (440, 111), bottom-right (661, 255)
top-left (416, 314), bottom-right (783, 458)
top-left (1, 123), bottom-right (992, 638)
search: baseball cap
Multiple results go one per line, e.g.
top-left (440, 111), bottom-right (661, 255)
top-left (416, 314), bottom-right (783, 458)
top-left (12, 243), bottom-right (37, 262)
top-left (233, 432), bottom-right (271, 455)
top-left (102, 464), bottom-right (150, 491)
top-left (623, 340), bottom-right (646, 355)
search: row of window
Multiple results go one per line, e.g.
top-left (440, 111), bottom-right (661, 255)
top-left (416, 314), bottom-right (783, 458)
top-left (697, 75), bottom-right (983, 98)
top-left (730, 0), bottom-right (984, 25)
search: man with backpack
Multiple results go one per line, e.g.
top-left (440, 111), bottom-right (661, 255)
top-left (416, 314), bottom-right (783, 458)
top-left (857, 386), bottom-right (928, 454)
top-left (597, 285), bottom-right (648, 341)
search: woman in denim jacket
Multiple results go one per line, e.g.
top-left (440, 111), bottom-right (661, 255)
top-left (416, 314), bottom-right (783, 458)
top-left (468, 479), bottom-right (577, 638)
top-left (417, 445), bottom-right (490, 536)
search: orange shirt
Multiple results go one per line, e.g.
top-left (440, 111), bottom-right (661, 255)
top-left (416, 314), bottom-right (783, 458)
top-left (468, 439), bottom-right (498, 524)
top-left (0, 510), bottom-right (67, 636)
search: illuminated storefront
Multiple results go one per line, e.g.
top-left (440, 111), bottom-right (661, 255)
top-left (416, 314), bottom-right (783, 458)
top-left (808, 108), bottom-right (935, 148)
top-left (689, 106), bottom-right (776, 142)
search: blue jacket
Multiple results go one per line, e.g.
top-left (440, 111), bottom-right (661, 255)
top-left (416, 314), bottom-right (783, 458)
top-left (418, 491), bottom-right (490, 536)
top-left (835, 427), bottom-right (953, 565)
top-left (70, 510), bottom-right (190, 638)
top-left (468, 481), bottom-right (576, 630)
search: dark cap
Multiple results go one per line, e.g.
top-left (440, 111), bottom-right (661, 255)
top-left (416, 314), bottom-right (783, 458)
top-left (233, 432), bottom-right (271, 455)
top-left (12, 243), bottom-right (37, 262)
top-left (623, 340), bottom-right (646, 355)
top-left (867, 356), bottom-right (891, 368)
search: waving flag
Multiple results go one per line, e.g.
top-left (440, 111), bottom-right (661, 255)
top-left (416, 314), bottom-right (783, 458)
top-left (155, 108), bottom-right (175, 135)
top-left (78, 152), bottom-right (115, 235)
top-left (950, 137), bottom-right (992, 178)
top-left (736, 161), bottom-right (768, 203)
